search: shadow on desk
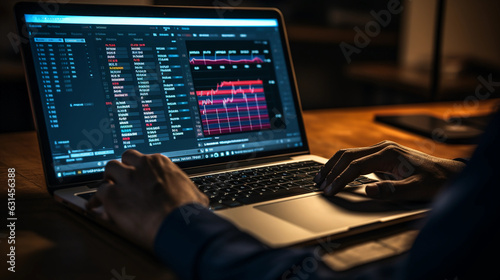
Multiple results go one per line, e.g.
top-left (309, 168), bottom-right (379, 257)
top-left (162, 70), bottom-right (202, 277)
top-left (326, 192), bottom-right (430, 213)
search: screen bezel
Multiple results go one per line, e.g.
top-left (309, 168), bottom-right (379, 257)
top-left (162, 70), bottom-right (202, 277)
top-left (14, 2), bottom-right (310, 192)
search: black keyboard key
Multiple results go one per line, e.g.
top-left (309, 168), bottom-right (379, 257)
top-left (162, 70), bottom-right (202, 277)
top-left (301, 183), bottom-right (319, 191)
top-left (199, 184), bottom-right (214, 191)
top-left (280, 182), bottom-right (298, 189)
top-left (206, 190), bottom-right (220, 198)
top-left (240, 178), bottom-right (254, 183)
top-left (230, 192), bottom-right (247, 199)
top-left (220, 187), bottom-right (237, 194)
top-left (258, 179), bottom-right (272, 186)
top-left (191, 178), bottom-right (204, 185)
top-left (300, 161), bottom-right (322, 167)
top-left (269, 185), bottom-right (285, 191)
top-left (247, 183), bottom-right (261, 189)
top-left (263, 183), bottom-right (280, 189)
top-left (242, 190), bottom-right (254, 197)
top-left (237, 188), bottom-right (312, 205)
top-left (236, 185), bottom-right (252, 191)
top-left (275, 178), bottom-right (288, 184)
top-left (294, 174), bottom-right (309, 179)
top-left (356, 176), bottom-right (377, 184)
top-left (255, 188), bottom-right (270, 193)
top-left (229, 180), bottom-right (244, 186)
top-left (221, 200), bottom-right (243, 208)
top-left (212, 195), bottom-right (229, 202)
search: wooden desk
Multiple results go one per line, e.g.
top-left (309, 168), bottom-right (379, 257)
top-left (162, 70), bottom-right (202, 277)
top-left (1, 100), bottom-right (498, 279)
top-left (303, 99), bottom-right (498, 159)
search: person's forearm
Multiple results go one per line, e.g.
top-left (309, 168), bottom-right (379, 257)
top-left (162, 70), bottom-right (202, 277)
top-left (154, 204), bottom-right (339, 280)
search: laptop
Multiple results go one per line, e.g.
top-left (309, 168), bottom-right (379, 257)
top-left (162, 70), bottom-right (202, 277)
top-left (14, 2), bottom-right (426, 247)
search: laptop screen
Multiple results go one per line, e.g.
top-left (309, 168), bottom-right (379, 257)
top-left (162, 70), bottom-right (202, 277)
top-left (20, 7), bottom-right (307, 185)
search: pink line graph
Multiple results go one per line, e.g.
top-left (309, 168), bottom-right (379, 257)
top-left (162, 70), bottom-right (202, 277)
top-left (202, 114), bottom-right (269, 124)
top-left (196, 80), bottom-right (271, 136)
top-left (189, 56), bottom-right (264, 66)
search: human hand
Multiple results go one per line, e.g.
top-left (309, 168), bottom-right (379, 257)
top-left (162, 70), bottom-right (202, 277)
top-left (313, 141), bottom-right (466, 201)
top-left (86, 150), bottom-right (209, 250)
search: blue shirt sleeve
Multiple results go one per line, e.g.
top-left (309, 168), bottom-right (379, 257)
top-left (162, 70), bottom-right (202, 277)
top-left (153, 203), bottom-right (332, 280)
top-left (398, 110), bottom-right (500, 279)
top-left (153, 203), bottom-right (397, 280)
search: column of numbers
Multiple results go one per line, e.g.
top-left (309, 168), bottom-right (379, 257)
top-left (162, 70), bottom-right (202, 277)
top-left (36, 43), bottom-right (59, 128)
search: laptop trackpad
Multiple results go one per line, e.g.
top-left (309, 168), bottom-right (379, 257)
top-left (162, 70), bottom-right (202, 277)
top-left (255, 193), bottom-right (408, 233)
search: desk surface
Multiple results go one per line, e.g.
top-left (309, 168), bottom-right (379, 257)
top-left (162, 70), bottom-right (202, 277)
top-left (1, 100), bottom-right (498, 279)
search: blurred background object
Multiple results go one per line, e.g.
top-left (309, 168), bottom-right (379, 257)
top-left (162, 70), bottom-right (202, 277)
top-left (1, 0), bottom-right (499, 133)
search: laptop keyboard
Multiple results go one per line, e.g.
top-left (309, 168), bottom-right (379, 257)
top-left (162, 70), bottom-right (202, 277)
top-left (77, 160), bottom-right (378, 211)
top-left (191, 161), bottom-right (323, 210)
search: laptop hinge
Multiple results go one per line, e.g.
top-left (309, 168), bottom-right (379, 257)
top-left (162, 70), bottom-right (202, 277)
top-left (183, 155), bottom-right (294, 176)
